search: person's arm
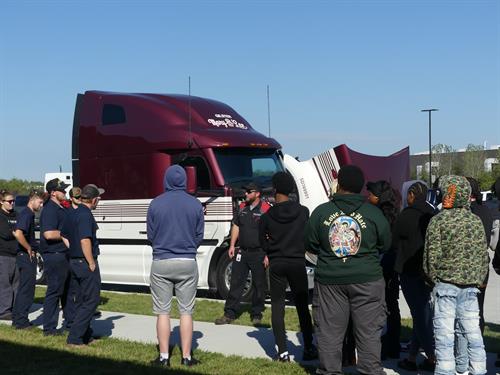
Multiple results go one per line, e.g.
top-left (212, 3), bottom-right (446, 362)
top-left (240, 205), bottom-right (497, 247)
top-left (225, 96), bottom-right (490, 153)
top-left (14, 229), bottom-right (34, 258)
top-left (376, 214), bottom-right (392, 255)
top-left (146, 205), bottom-right (155, 243)
top-left (304, 209), bottom-right (321, 255)
top-left (80, 238), bottom-right (96, 272)
top-left (258, 214), bottom-right (269, 253)
top-left (259, 215), bottom-right (270, 268)
top-left (228, 224), bottom-right (239, 259)
top-left (423, 218), bottom-right (440, 285)
top-left (195, 205), bottom-right (204, 247)
top-left (61, 236), bottom-right (70, 249)
top-left (43, 230), bottom-right (62, 241)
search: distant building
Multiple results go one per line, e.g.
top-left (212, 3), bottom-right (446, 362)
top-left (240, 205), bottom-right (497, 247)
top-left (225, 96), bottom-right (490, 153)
top-left (410, 145), bottom-right (499, 182)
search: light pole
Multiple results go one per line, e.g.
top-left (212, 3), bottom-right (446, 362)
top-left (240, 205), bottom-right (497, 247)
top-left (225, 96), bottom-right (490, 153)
top-left (421, 108), bottom-right (438, 186)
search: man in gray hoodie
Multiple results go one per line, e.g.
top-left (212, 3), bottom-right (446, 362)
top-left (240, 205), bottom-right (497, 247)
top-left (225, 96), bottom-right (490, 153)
top-left (147, 165), bottom-right (204, 368)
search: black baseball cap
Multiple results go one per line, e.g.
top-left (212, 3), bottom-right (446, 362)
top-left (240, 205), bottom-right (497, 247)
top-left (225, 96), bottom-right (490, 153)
top-left (242, 182), bottom-right (261, 193)
top-left (81, 184), bottom-right (105, 199)
top-left (46, 178), bottom-right (70, 193)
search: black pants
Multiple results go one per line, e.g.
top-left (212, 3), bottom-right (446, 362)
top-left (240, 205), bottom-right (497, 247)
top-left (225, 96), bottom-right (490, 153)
top-left (381, 270), bottom-right (401, 357)
top-left (269, 258), bottom-right (313, 354)
top-left (42, 252), bottom-right (77, 333)
top-left (313, 279), bottom-right (386, 375)
top-left (67, 259), bottom-right (101, 345)
top-left (224, 249), bottom-right (266, 319)
top-left (12, 252), bottom-right (36, 328)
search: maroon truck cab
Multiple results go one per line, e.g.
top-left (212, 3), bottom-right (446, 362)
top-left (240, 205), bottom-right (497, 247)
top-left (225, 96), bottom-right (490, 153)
top-left (72, 91), bottom-right (283, 199)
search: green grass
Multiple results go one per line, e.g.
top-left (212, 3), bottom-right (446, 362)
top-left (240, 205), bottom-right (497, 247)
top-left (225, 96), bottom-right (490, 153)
top-left (35, 286), bottom-right (303, 331)
top-left (0, 324), bottom-right (314, 375)
top-left (34, 286), bottom-right (500, 353)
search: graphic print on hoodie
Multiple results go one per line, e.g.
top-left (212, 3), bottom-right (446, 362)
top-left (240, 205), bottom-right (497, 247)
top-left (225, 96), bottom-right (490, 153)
top-left (305, 193), bottom-right (391, 285)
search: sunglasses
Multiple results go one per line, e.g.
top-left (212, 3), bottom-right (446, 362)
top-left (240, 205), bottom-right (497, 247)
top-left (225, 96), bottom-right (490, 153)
top-left (245, 190), bottom-right (257, 194)
top-left (3, 200), bottom-right (14, 204)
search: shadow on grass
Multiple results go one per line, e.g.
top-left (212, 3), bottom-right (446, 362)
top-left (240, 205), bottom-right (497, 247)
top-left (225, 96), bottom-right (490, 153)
top-left (0, 339), bottom-right (204, 375)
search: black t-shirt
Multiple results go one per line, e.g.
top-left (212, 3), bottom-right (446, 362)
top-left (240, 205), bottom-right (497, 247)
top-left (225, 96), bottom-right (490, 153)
top-left (233, 200), bottom-right (269, 249)
top-left (62, 204), bottom-right (100, 259)
top-left (15, 207), bottom-right (37, 253)
top-left (39, 199), bottom-right (68, 254)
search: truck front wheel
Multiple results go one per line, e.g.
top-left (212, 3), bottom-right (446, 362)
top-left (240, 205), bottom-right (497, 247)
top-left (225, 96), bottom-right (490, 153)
top-left (215, 250), bottom-right (253, 302)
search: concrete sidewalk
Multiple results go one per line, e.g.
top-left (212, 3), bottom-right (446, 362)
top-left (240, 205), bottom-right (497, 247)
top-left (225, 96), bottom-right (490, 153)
top-left (2, 305), bottom-right (498, 375)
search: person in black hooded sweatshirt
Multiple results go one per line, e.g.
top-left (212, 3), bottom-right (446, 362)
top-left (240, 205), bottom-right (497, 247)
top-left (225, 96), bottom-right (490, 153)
top-left (259, 172), bottom-right (317, 362)
top-left (393, 181), bottom-right (436, 372)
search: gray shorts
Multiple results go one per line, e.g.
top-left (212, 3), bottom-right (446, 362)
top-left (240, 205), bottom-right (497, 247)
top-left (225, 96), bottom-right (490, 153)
top-left (150, 259), bottom-right (198, 315)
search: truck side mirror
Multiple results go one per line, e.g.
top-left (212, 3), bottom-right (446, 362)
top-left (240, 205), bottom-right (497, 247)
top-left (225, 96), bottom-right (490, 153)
top-left (185, 166), bottom-right (197, 195)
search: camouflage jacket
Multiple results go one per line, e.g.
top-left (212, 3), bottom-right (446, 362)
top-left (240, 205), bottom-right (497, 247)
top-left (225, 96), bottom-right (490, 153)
top-left (423, 175), bottom-right (489, 287)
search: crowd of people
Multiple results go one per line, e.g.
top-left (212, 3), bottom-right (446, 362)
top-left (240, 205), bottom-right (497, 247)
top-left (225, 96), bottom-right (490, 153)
top-left (0, 179), bottom-right (104, 347)
top-left (1, 166), bottom-right (500, 375)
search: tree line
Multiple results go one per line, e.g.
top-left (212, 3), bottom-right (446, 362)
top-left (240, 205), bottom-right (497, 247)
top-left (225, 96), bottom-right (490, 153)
top-left (414, 144), bottom-right (500, 190)
top-left (0, 178), bottom-right (44, 195)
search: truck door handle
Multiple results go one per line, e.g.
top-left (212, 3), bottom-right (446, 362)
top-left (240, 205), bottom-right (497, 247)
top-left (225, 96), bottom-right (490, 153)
top-left (139, 231), bottom-right (147, 235)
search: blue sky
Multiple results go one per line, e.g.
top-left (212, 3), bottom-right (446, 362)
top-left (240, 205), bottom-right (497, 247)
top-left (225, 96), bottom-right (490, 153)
top-left (1, 0), bottom-right (499, 180)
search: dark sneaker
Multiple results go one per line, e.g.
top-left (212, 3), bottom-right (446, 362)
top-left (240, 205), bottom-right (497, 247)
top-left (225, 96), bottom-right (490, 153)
top-left (274, 353), bottom-right (290, 362)
top-left (418, 359), bottom-right (436, 372)
top-left (151, 356), bottom-right (170, 367)
top-left (214, 315), bottom-right (234, 325)
top-left (180, 357), bottom-right (199, 366)
top-left (303, 345), bottom-right (318, 361)
top-left (397, 358), bottom-right (418, 371)
top-left (93, 310), bottom-right (102, 318)
top-left (0, 313), bottom-right (12, 321)
top-left (251, 317), bottom-right (263, 326)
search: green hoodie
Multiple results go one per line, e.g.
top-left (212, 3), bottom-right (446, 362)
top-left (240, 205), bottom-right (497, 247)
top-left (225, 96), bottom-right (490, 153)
top-left (305, 193), bottom-right (391, 284)
top-left (423, 175), bottom-right (489, 287)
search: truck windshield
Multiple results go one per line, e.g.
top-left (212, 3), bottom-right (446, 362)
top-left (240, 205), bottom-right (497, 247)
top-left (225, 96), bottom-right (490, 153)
top-left (214, 148), bottom-right (284, 190)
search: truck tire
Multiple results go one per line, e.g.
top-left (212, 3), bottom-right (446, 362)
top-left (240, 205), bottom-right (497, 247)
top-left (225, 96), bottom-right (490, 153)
top-left (35, 252), bottom-right (46, 284)
top-left (215, 251), bottom-right (253, 302)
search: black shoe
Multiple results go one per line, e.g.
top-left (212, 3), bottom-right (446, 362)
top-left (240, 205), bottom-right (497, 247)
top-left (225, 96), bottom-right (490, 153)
top-left (151, 356), bottom-right (170, 367)
top-left (303, 345), bottom-right (318, 361)
top-left (418, 359), bottom-right (435, 372)
top-left (274, 353), bottom-right (290, 362)
top-left (214, 315), bottom-right (234, 325)
top-left (397, 358), bottom-right (418, 371)
top-left (180, 357), bottom-right (199, 366)
top-left (93, 310), bottom-right (102, 318)
top-left (0, 313), bottom-right (12, 321)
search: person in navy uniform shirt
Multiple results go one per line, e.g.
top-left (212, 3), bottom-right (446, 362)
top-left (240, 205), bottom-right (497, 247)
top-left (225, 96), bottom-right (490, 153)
top-left (62, 184), bottom-right (104, 346)
top-left (12, 191), bottom-right (44, 329)
top-left (39, 178), bottom-right (76, 335)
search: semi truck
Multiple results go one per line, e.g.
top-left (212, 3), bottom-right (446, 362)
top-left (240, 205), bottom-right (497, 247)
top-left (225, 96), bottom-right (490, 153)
top-left (67, 90), bottom-right (409, 298)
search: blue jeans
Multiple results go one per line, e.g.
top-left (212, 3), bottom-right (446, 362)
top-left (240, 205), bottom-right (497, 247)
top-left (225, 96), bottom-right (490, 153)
top-left (433, 282), bottom-right (486, 375)
top-left (400, 273), bottom-right (434, 358)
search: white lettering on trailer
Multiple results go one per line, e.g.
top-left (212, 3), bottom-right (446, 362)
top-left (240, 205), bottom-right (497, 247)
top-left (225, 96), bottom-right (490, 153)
top-left (207, 114), bottom-right (248, 130)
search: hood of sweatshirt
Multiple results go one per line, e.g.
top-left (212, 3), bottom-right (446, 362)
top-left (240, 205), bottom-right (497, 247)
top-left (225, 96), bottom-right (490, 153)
top-left (331, 193), bottom-right (366, 215)
top-left (409, 199), bottom-right (435, 215)
top-left (439, 175), bottom-right (470, 209)
top-left (164, 165), bottom-right (186, 192)
top-left (268, 200), bottom-right (304, 224)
